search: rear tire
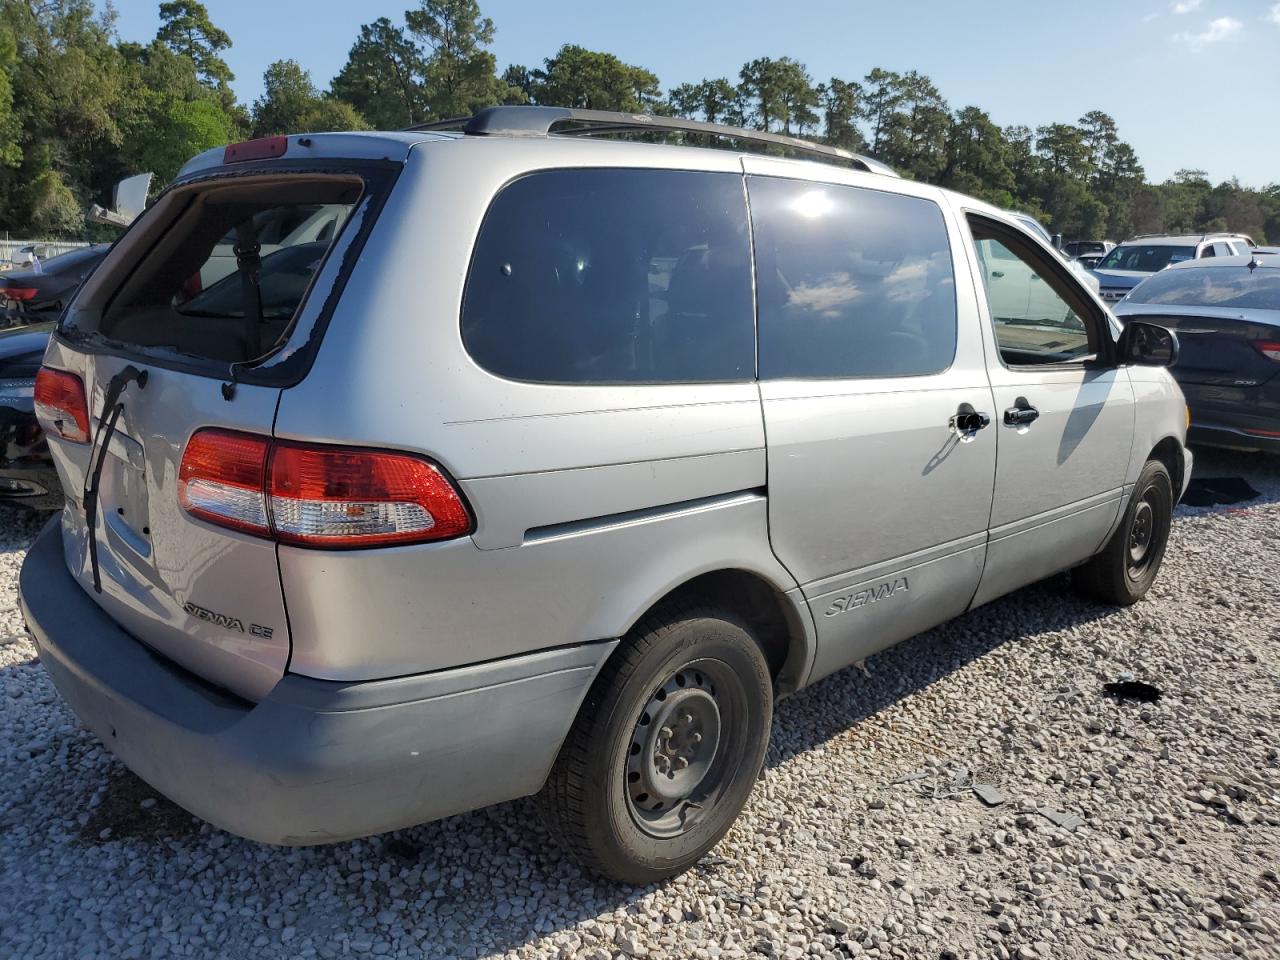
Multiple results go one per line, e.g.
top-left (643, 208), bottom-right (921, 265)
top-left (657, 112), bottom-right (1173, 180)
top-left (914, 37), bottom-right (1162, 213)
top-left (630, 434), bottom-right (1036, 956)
top-left (1074, 459), bottom-right (1173, 605)
top-left (539, 600), bottom-right (772, 884)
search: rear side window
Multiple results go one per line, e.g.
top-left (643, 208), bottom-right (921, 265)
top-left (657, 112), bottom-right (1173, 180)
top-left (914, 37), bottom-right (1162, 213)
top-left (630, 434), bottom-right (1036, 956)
top-left (462, 168), bottom-right (754, 384)
top-left (748, 177), bottom-right (957, 379)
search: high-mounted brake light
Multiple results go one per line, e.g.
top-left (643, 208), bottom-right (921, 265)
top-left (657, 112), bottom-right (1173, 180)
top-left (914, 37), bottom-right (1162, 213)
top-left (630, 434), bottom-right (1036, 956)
top-left (178, 429), bottom-right (472, 548)
top-left (34, 367), bottom-right (90, 443)
top-left (1, 286), bottom-right (37, 301)
top-left (223, 135), bottom-right (288, 164)
top-left (1254, 341), bottom-right (1280, 363)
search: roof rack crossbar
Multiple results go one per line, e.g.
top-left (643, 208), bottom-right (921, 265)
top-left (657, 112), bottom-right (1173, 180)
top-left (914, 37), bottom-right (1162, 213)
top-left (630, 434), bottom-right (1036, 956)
top-left (406, 105), bottom-right (892, 175)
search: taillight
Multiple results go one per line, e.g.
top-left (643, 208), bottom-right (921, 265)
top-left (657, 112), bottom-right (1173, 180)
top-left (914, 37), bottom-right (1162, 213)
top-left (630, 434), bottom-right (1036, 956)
top-left (1254, 341), bottom-right (1280, 363)
top-left (33, 367), bottom-right (90, 443)
top-left (178, 430), bottom-right (271, 537)
top-left (178, 429), bottom-right (472, 548)
top-left (2, 286), bottom-right (37, 301)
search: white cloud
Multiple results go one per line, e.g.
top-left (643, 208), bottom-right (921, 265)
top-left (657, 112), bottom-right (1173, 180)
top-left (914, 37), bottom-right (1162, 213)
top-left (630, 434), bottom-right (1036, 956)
top-left (1171, 0), bottom-right (1202, 13)
top-left (1174, 16), bottom-right (1243, 48)
top-left (1142, 11), bottom-right (1159, 22)
top-left (1267, 3), bottom-right (1280, 25)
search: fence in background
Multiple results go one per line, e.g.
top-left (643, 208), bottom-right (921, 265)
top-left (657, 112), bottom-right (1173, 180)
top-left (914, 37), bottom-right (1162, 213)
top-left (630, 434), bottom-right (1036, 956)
top-left (0, 239), bottom-right (93, 266)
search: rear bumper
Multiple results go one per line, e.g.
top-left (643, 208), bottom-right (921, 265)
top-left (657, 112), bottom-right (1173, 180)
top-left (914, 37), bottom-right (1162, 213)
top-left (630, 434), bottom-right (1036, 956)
top-left (20, 517), bottom-right (614, 845)
top-left (1181, 380), bottom-right (1280, 454)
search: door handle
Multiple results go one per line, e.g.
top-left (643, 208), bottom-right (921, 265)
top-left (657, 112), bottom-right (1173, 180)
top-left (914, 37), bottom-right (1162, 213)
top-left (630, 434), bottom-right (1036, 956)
top-left (949, 403), bottom-right (991, 440)
top-left (1004, 402), bottom-right (1040, 426)
top-left (991, 270), bottom-right (1004, 278)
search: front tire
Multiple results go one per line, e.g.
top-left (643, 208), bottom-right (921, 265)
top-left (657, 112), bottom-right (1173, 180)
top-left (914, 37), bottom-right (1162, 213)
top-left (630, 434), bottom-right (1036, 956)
top-left (539, 600), bottom-right (772, 884)
top-left (1074, 458), bottom-right (1173, 605)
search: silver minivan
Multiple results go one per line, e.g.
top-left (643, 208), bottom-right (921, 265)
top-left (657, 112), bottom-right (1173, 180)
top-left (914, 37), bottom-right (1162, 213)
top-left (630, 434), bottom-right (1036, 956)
top-left (21, 107), bottom-right (1190, 884)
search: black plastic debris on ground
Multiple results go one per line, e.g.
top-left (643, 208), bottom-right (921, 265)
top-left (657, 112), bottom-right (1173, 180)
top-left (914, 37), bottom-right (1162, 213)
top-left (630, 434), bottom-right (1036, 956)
top-left (1103, 680), bottom-right (1162, 703)
top-left (1181, 477), bottom-right (1260, 508)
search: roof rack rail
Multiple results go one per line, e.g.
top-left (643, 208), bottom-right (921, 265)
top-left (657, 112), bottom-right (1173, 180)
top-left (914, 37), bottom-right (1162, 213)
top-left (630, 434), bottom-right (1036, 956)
top-left (406, 105), bottom-right (896, 176)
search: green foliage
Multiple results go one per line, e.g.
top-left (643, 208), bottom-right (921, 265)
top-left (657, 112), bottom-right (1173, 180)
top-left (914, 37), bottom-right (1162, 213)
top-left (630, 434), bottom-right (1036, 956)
top-left (331, 18), bottom-right (427, 127)
top-left (528, 44), bottom-right (660, 112)
top-left (156, 0), bottom-right (232, 87)
top-left (405, 0), bottom-right (510, 118)
top-left (251, 59), bottom-right (367, 136)
top-left (28, 167), bottom-right (83, 236)
top-left (0, 0), bottom-right (1275, 243)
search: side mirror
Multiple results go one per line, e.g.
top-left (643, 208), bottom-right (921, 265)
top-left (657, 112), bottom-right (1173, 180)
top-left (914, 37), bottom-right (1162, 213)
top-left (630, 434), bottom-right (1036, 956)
top-left (1118, 320), bottom-right (1178, 367)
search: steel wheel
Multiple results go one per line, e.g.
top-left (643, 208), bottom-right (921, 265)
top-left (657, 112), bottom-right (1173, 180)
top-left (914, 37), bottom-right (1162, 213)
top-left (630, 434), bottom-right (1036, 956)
top-left (624, 660), bottom-right (745, 838)
top-left (1127, 494), bottom-right (1157, 574)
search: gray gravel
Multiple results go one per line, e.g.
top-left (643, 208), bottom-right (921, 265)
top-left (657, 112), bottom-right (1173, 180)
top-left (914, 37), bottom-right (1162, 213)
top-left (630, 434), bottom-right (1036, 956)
top-left (3, 447), bottom-right (1280, 960)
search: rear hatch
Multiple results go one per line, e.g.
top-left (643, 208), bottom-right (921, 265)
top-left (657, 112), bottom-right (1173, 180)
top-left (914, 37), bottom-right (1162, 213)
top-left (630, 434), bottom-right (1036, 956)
top-left (36, 140), bottom-right (403, 701)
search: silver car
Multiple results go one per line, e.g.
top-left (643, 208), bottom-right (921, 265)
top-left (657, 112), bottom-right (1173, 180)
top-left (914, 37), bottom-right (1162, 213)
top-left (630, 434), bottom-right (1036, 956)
top-left (21, 107), bottom-right (1191, 884)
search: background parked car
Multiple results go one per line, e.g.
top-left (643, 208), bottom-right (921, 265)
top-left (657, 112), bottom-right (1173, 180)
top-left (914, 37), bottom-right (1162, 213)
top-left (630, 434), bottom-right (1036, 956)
top-left (1063, 239), bottom-right (1114, 259)
top-left (1072, 251), bottom-right (1109, 270)
top-left (1116, 254), bottom-right (1280, 452)
top-left (1, 244), bottom-right (110, 322)
top-left (1092, 234), bottom-right (1253, 303)
top-left (0, 320), bottom-right (59, 509)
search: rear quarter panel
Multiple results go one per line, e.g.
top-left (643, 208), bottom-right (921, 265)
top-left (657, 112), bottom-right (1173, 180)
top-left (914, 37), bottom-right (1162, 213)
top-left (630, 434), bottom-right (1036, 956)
top-left (273, 138), bottom-right (808, 682)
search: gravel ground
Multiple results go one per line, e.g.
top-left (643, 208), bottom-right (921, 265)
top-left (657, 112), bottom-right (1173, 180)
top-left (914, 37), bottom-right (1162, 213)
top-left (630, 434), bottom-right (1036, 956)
top-left (2, 447), bottom-right (1279, 960)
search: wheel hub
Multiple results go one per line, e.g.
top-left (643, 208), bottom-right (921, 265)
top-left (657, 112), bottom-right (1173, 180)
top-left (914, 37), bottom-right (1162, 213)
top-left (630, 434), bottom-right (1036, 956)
top-left (626, 670), bottom-right (721, 822)
top-left (1129, 499), bottom-right (1154, 565)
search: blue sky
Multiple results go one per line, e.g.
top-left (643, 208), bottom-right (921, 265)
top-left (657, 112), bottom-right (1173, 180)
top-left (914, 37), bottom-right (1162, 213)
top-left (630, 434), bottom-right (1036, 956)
top-left (114, 0), bottom-right (1280, 187)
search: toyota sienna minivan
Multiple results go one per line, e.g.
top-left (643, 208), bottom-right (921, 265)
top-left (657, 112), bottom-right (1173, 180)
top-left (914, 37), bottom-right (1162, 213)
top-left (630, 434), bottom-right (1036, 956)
top-left (21, 106), bottom-right (1190, 883)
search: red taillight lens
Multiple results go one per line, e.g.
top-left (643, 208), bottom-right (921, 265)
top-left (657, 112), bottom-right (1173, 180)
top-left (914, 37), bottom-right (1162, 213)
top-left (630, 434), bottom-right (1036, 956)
top-left (178, 430), bottom-right (472, 548)
top-left (2, 286), bottom-right (38, 301)
top-left (1254, 341), bottom-right (1280, 363)
top-left (178, 430), bottom-right (271, 536)
top-left (268, 442), bottom-right (472, 547)
top-left (33, 367), bottom-right (90, 443)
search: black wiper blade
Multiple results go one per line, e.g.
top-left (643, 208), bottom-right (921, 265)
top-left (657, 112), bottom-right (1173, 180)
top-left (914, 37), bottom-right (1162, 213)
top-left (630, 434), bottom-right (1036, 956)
top-left (82, 365), bottom-right (148, 593)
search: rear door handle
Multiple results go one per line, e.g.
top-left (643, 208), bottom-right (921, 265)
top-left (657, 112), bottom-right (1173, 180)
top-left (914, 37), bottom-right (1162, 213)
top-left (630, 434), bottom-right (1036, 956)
top-left (1004, 402), bottom-right (1040, 426)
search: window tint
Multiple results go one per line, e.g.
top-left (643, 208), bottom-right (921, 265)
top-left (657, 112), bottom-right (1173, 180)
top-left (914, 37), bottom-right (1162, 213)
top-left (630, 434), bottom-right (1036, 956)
top-left (461, 168), bottom-right (754, 384)
top-left (1098, 245), bottom-right (1195, 271)
top-left (1125, 265), bottom-right (1280, 310)
top-left (970, 223), bottom-right (1094, 366)
top-left (748, 177), bottom-right (957, 379)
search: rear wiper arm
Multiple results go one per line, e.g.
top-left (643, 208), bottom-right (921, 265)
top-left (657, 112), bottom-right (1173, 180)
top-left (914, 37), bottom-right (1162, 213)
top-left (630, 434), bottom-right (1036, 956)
top-left (82, 365), bottom-right (148, 593)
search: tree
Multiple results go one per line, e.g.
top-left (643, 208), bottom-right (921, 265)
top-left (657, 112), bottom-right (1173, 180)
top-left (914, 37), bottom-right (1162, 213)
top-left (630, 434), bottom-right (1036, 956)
top-left (529, 45), bottom-right (660, 112)
top-left (331, 18), bottom-right (427, 128)
top-left (251, 59), bottom-right (367, 136)
top-left (940, 106), bottom-right (1014, 207)
top-left (668, 78), bottom-right (741, 126)
top-left (879, 70), bottom-right (949, 181)
top-left (405, 0), bottom-right (509, 118)
top-left (737, 57), bottom-right (816, 134)
top-left (861, 68), bottom-right (902, 155)
top-left (817, 78), bottom-right (865, 151)
top-left (156, 1), bottom-right (233, 87)
top-left (28, 168), bottom-right (83, 236)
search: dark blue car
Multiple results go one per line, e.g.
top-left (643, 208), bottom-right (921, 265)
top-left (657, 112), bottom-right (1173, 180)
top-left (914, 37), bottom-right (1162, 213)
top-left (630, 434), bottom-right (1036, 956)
top-left (1116, 254), bottom-right (1280, 452)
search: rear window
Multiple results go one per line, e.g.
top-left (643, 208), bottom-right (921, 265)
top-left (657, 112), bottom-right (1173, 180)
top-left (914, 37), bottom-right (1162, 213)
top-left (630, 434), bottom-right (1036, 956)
top-left (1097, 245), bottom-right (1195, 272)
top-left (95, 177), bottom-right (359, 365)
top-left (748, 176), bottom-right (957, 379)
top-left (461, 168), bottom-right (755, 384)
top-left (1126, 266), bottom-right (1280, 310)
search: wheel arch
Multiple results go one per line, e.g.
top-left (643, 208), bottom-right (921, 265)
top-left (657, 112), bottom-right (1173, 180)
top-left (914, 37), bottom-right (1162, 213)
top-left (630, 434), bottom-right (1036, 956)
top-left (1149, 435), bottom-right (1185, 497)
top-left (617, 567), bottom-right (816, 697)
